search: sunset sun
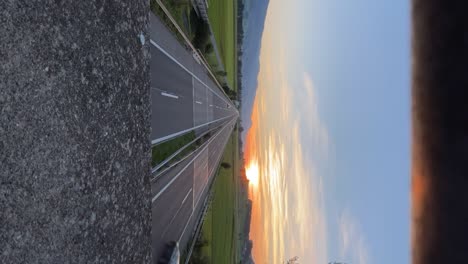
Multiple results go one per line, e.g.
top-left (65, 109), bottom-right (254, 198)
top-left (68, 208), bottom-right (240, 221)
top-left (246, 160), bottom-right (260, 187)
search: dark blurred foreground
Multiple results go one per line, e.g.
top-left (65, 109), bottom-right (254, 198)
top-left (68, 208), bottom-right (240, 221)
top-left (412, 1), bottom-right (468, 263)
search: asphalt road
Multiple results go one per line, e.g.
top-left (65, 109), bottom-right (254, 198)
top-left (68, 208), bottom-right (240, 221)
top-left (149, 12), bottom-right (239, 263)
top-left (150, 14), bottom-right (238, 145)
top-left (151, 117), bottom-right (237, 262)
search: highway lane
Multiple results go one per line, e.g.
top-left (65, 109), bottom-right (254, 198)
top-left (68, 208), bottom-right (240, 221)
top-left (151, 117), bottom-right (237, 262)
top-left (150, 11), bottom-right (239, 263)
top-left (150, 13), bottom-right (238, 145)
top-left (151, 46), bottom-right (193, 138)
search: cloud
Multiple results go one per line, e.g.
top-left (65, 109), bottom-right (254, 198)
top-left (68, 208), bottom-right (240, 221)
top-left (246, 44), bottom-right (330, 264)
top-left (245, 1), bottom-right (333, 262)
top-left (301, 73), bottom-right (330, 159)
top-left (339, 210), bottom-right (371, 264)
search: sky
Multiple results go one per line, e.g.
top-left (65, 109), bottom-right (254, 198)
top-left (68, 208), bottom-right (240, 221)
top-left (243, 0), bottom-right (410, 263)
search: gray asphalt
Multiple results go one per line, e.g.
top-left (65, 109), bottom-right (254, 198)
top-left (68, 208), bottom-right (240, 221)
top-left (151, 117), bottom-right (236, 262)
top-left (1, 2), bottom-right (151, 263)
top-left (150, 14), bottom-right (238, 144)
top-left (149, 12), bottom-right (239, 263)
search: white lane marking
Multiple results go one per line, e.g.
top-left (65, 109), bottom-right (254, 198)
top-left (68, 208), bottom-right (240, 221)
top-left (161, 92), bottom-right (179, 99)
top-left (192, 75), bottom-right (195, 115)
top-left (152, 114), bottom-right (236, 145)
top-left (152, 146), bottom-right (204, 203)
top-left (182, 188), bottom-right (192, 205)
top-left (161, 188), bottom-right (193, 239)
top-left (150, 39), bottom-right (234, 108)
top-left (153, 86), bottom-right (184, 99)
top-left (192, 52), bottom-right (201, 64)
top-left (178, 119), bottom-right (236, 242)
top-left (205, 88), bottom-right (209, 123)
top-left (195, 101), bottom-right (202, 105)
top-left (151, 119), bottom-right (234, 203)
top-left (152, 148), bottom-right (197, 180)
top-left (192, 169), bottom-right (195, 210)
top-left (192, 151), bottom-right (209, 208)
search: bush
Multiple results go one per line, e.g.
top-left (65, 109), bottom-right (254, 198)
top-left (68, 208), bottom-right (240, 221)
top-left (192, 17), bottom-right (211, 50)
top-left (205, 43), bottom-right (214, 53)
top-left (221, 162), bottom-right (231, 169)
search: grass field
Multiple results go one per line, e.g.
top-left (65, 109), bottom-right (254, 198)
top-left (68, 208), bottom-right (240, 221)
top-left (207, 0), bottom-right (237, 91)
top-left (211, 132), bottom-right (237, 263)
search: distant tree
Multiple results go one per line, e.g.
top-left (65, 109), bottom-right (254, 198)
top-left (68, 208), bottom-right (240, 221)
top-left (217, 70), bottom-right (227, 76)
top-left (222, 85), bottom-right (230, 94)
top-left (195, 239), bottom-right (209, 248)
top-left (221, 162), bottom-right (231, 169)
top-left (204, 43), bottom-right (213, 53)
top-left (227, 89), bottom-right (237, 100)
top-left (200, 256), bottom-right (209, 264)
top-left (192, 18), bottom-right (211, 50)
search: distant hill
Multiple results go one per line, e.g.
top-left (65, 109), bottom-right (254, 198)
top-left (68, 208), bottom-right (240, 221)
top-left (239, 0), bottom-right (270, 143)
top-left (240, 200), bottom-right (254, 263)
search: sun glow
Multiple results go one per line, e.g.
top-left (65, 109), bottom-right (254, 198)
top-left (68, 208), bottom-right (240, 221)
top-left (242, 0), bottom-right (331, 262)
top-left (246, 160), bottom-right (260, 187)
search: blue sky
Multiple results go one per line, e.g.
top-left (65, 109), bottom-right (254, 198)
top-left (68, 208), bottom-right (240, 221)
top-left (244, 0), bottom-right (410, 263)
top-left (300, 1), bottom-right (410, 263)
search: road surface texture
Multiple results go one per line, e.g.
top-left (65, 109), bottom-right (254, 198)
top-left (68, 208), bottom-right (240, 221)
top-left (0, 1), bottom-right (151, 263)
top-left (149, 13), bottom-right (238, 145)
top-left (152, 117), bottom-right (237, 262)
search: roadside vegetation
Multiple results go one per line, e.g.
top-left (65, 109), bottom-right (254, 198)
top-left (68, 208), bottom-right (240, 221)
top-left (207, 0), bottom-right (237, 92)
top-left (151, 131), bottom-right (196, 168)
top-left (150, 0), bottom-right (188, 45)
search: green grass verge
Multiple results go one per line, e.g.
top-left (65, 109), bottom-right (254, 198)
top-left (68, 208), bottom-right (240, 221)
top-left (207, 0), bottom-right (237, 91)
top-left (151, 131), bottom-right (196, 167)
top-left (211, 134), bottom-right (236, 264)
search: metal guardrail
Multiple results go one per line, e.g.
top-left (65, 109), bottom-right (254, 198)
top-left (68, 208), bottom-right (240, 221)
top-left (152, 121), bottom-right (226, 174)
top-left (152, 117), bottom-right (235, 182)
